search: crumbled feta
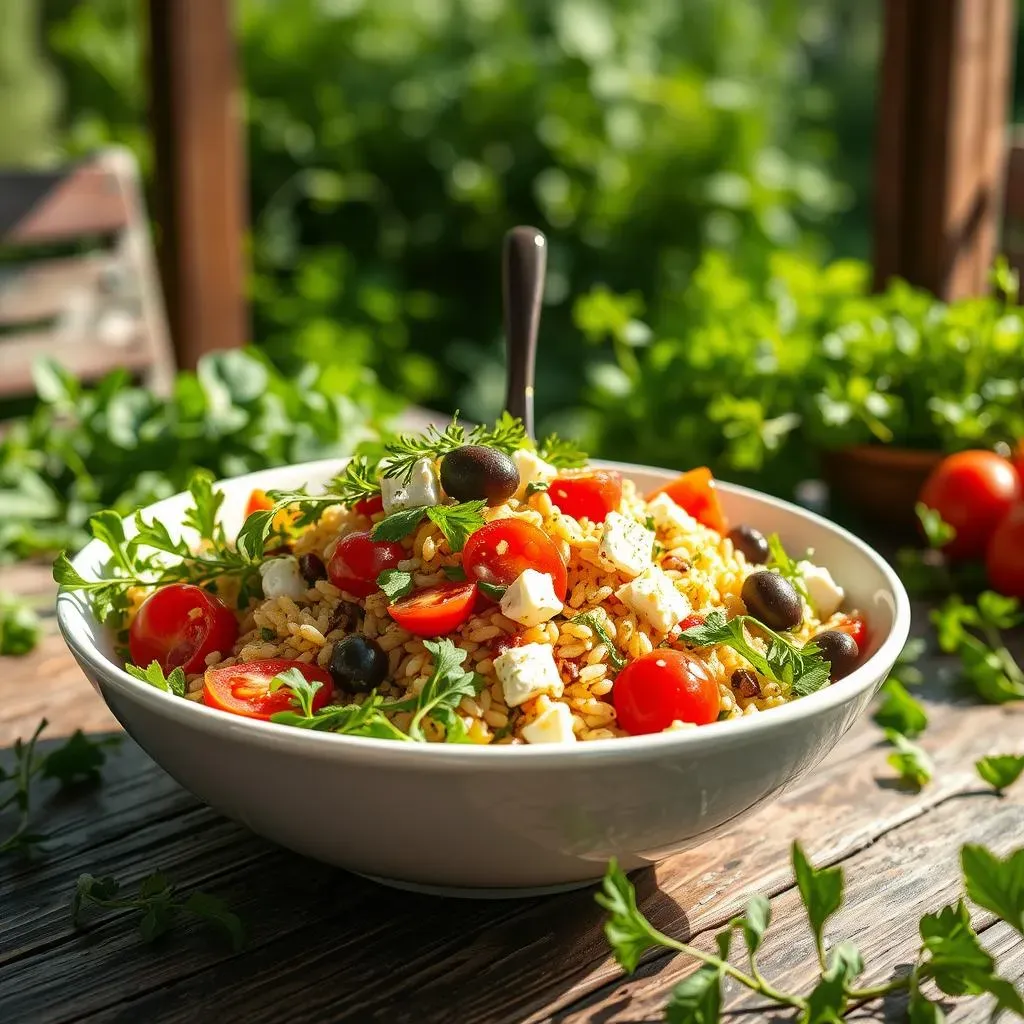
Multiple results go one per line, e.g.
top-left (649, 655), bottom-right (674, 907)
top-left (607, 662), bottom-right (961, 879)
top-left (494, 642), bottom-right (564, 707)
top-left (512, 448), bottom-right (557, 498)
top-left (647, 492), bottom-right (699, 535)
top-left (615, 566), bottom-right (690, 633)
top-left (522, 701), bottom-right (577, 744)
top-left (259, 555), bottom-right (308, 601)
top-left (500, 569), bottom-right (563, 627)
top-left (380, 456), bottom-right (441, 513)
top-left (598, 512), bottom-right (654, 578)
top-left (797, 560), bottom-right (845, 619)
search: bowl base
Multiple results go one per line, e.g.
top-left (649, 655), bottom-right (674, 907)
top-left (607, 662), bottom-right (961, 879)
top-left (354, 871), bottom-right (597, 900)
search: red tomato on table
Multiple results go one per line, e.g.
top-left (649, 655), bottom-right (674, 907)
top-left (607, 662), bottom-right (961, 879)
top-left (918, 450), bottom-right (1020, 561)
top-left (646, 468), bottom-right (728, 534)
top-left (462, 519), bottom-right (568, 600)
top-left (613, 649), bottom-right (719, 734)
top-left (548, 471), bottom-right (623, 524)
top-left (203, 659), bottom-right (333, 720)
top-left (986, 503), bottom-right (1024, 599)
top-left (129, 584), bottom-right (239, 675)
top-left (388, 581), bottom-right (478, 636)
top-left (327, 531), bottom-right (405, 598)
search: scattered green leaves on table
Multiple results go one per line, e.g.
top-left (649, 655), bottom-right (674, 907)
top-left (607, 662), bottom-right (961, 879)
top-left (884, 729), bottom-right (934, 790)
top-left (679, 611), bottom-right (830, 696)
top-left (873, 679), bottom-right (929, 738)
top-left (1, 719), bottom-right (120, 856)
top-left (0, 591), bottom-right (41, 656)
top-left (126, 661), bottom-right (187, 698)
top-left (916, 502), bottom-right (956, 549)
top-left (72, 872), bottom-right (245, 951)
top-left (597, 837), bottom-right (1024, 1022)
top-left (975, 755), bottom-right (1024, 793)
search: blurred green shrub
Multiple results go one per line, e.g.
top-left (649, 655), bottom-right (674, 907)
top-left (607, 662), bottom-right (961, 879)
top-left (576, 255), bottom-right (1024, 495)
top-left (39, 0), bottom-right (878, 434)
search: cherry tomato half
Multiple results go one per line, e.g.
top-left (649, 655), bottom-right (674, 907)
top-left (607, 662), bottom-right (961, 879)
top-left (835, 615), bottom-right (869, 651)
top-left (327, 530), bottom-right (405, 598)
top-left (462, 520), bottom-right (567, 600)
top-left (548, 470), bottom-right (623, 524)
top-left (203, 659), bottom-right (333, 720)
top-left (918, 450), bottom-right (1021, 561)
top-left (986, 503), bottom-right (1024, 599)
top-left (129, 584), bottom-right (239, 675)
top-left (388, 581), bottom-right (478, 636)
top-left (647, 468), bottom-right (728, 534)
top-left (613, 649), bottom-right (719, 734)
top-left (354, 494), bottom-right (384, 517)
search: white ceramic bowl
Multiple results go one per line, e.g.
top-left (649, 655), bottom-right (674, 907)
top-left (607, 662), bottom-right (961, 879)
top-left (57, 459), bottom-right (910, 897)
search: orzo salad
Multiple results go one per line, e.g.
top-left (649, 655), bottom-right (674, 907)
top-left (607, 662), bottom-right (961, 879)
top-left (56, 416), bottom-right (869, 746)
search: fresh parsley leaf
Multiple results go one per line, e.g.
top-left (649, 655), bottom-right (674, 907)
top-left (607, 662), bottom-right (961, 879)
top-left (377, 569), bottom-right (416, 601)
top-left (41, 731), bottom-right (121, 787)
top-left (916, 502), bottom-right (956, 549)
top-left (442, 564), bottom-right (467, 581)
top-left (0, 591), bottom-right (41, 656)
top-left (409, 639), bottom-right (482, 742)
top-left (766, 533), bottom-right (810, 603)
top-left (477, 581), bottom-right (506, 601)
top-left (884, 729), bottom-right (933, 789)
top-left (680, 611), bottom-right (829, 696)
top-left (595, 859), bottom-right (673, 972)
top-left (571, 612), bottom-right (627, 672)
top-left (180, 470), bottom-right (224, 543)
top-left (426, 501), bottom-right (487, 552)
top-left (975, 754), bottom-right (1024, 792)
top-left (535, 433), bottom-right (588, 469)
top-left (470, 411), bottom-right (531, 455)
top-left (525, 480), bottom-right (550, 496)
top-left (664, 960), bottom-right (722, 1023)
top-left (370, 505), bottom-right (431, 542)
top-left (961, 844), bottom-right (1024, 937)
top-left (268, 667), bottom-right (323, 718)
top-left (126, 661), bottom-right (187, 698)
top-left (260, 627), bottom-right (276, 641)
top-left (270, 692), bottom-right (412, 740)
top-left (873, 678), bottom-right (928, 738)
top-left (791, 841), bottom-right (844, 958)
top-left (737, 894), bottom-right (770, 957)
top-left (804, 941), bottom-right (863, 1023)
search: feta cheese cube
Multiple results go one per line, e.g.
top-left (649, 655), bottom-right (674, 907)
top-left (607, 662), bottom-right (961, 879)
top-left (512, 448), bottom-right (558, 498)
top-left (522, 701), bottom-right (577, 744)
top-left (599, 512), bottom-right (654, 578)
top-left (494, 642), bottom-right (564, 707)
top-left (647, 492), bottom-right (699, 535)
top-left (380, 457), bottom-right (441, 513)
top-left (615, 566), bottom-right (690, 634)
top-left (797, 560), bottom-right (845, 619)
top-left (500, 569), bottom-right (563, 627)
top-left (259, 555), bottom-right (309, 601)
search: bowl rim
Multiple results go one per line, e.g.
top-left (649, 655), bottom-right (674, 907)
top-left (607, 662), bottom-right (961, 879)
top-left (56, 457), bottom-right (911, 771)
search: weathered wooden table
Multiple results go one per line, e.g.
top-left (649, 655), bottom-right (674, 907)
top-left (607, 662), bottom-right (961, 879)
top-left (2, 555), bottom-right (1022, 1023)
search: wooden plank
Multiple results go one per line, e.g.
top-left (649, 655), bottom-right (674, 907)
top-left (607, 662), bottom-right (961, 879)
top-left (1004, 136), bottom-right (1024, 223)
top-left (147, 0), bottom-right (248, 369)
top-left (0, 256), bottom-right (109, 326)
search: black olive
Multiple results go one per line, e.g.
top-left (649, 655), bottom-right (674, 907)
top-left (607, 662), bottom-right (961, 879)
top-left (298, 553), bottom-right (327, 585)
top-left (727, 524), bottom-right (770, 564)
top-left (440, 445), bottom-right (520, 505)
top-left (731, 669), bottom-right (761, 699)
top-left (741, 571), bottom-right (803, 631)
top-left (328, 636), bottom-right (388, 692)
top-left (812, 630), bottom-right (860, 680)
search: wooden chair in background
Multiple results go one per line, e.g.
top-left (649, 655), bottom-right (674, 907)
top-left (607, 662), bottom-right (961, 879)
top-left (0, 147), bottom-right (176, 402)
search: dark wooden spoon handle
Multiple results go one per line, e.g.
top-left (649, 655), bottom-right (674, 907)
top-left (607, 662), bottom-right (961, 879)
top-left (502, 225), bottom-right (547, 439)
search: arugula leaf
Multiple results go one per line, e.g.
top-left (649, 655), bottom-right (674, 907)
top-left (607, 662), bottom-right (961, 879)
top-left (916, 502), bottom-right (956, 549)
top-left (268, 667), bottom-right (324, 718)
top-left (792, 841), bottom-right (843, 960)
top-left (873, 678), bottom-right (928, 738)
top-left (884, 729), bottom-right (933, 789)
top-left (535, 433), bottom-right (588, 469)
top-left (0, 591), bottom-right (41, 656)
top-left (961, 844), bottom-right (1024, 937)
top-left (377, 569), bottom-right (415, 601)
top-left (680, 611), bottom-right (829, 696)
top-left (571, 612), bottom-right (627, 672)
top-left (765, 533), bottom-right (810, 603)
top-left (975, 754), bottom-right (1024, 792)
top-left (126, 661), bottom-right (187, 698)
top-left (426, 501), bottom-right (487, 552)
top-left (409, 639), bottom-right (481, 742)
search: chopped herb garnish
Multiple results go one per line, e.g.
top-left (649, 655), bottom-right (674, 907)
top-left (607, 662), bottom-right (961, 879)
top-left (378, 569), bottom-right (416, 601)
top-left (260, 627), bottom-right (276, 642)
top-left (268, 667), bottom-right (324, 718)
top-left (571, 612), bottom-right (627, 672)
top-left (126, 661), bottom-right (187, 698)
top-left (371, 501), bottom-right (486, 553)
top-left (477, 581), bottom-right (506, 601)
top-left (766, 533), bottom-right (811, 605)
top-left (525, 480), bottom-right (550, 496)
top-left (442, 564), bottom-right (467, 581)
top-left (535, 433), bottom-right (588, 469)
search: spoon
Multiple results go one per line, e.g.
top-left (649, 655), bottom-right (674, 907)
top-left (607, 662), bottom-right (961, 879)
top-left (502, 225), bottom-right (547, 440)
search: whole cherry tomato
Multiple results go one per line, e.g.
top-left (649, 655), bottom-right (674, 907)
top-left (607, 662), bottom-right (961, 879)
top-left (203, 659), bottom-right (333, 720)
top-left (129, 584), bottom-right (239, 675)
top-left (646, 468), bottom-right (728, 534)
top-left (548, 471), bottom-right (623, 524)
top-left (327, 531), bottom-right (405, 598)
top-left (613, 649), bottom-right (720, 734)
top-left (387, 581), bottom-right (479, 636)
top-left (986, 503), bottom-right (1024, 599)
top-left (462, 519), bottom-right (567, 600)
top-left (918, 450), bottom-right (1020, 561)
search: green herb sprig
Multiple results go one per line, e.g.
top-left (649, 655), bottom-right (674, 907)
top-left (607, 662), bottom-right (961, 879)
top-left (597, 841), bottom-right (1024, 1022)
top-left (72, 872), bottom-right (244, 950)
top-left (571, 612), bottom-right (627, 672)
top-left (680, 611), bottom-right (830, 696)
top-left (765, 533), bottom-right (810, 604)
top-left (371, 500), bottom-right (486, 552)
top-left (126, 661), bottom-right (187, 697)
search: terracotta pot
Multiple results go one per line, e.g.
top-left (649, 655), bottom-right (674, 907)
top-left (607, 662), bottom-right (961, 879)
top-left (820, 445), bottom-right (943, 530)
